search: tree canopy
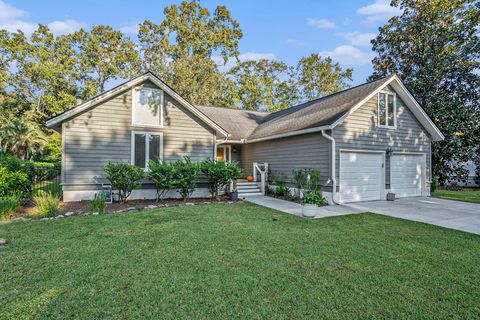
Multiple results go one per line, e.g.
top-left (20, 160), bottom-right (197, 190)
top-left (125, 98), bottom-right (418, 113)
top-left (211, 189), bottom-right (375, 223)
top-left (0, 0), bottom-right (353, 161)
top-left (370, 0), bottom-right (480, 184)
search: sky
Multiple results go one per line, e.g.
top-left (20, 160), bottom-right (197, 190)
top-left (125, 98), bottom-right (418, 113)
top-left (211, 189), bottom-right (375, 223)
top-left (0, 0), bottom-right (402, 86)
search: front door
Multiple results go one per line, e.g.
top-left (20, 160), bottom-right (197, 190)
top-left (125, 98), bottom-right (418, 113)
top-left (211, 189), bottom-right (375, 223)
top-left (216, 145), bottom-right (231, 162)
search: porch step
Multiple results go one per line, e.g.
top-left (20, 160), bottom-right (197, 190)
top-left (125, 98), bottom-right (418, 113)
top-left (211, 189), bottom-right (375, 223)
top-left (237, 181), bottom-right (259, 187)
top-left (239, 192), bottom-right (263, 197)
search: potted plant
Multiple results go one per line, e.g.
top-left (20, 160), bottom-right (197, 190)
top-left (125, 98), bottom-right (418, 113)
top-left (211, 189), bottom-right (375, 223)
top-left (301, 191), bottom-right (323, 217)
top-left (226, 161), bottom-right (244, 201)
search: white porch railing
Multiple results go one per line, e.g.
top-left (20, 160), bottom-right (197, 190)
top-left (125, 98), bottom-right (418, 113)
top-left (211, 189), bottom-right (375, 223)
top-left (253, 162), bottom-right (269, 195)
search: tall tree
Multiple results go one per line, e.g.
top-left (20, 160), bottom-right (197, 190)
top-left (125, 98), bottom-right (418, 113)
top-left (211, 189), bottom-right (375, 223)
top-left (138, 1), bottom-right (242, 104)
top-left (0, 25), bottom-right (78, 121)
top-left (227, 59), bottom-right (299, 111)
top-left (295, 54), bottom-right (353, 101)
top-left (370, 0), bottom-right (480, 184)
top-left (72, 25), bottom-right (140, 98)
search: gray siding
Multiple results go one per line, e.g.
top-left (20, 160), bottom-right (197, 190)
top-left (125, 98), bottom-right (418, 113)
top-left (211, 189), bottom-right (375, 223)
top-left (333, 85), bottom-right (431, 188)
top-left (241, 132), bottom-right (331, 188)
top-left (63, 80), bottom-right (215, 187)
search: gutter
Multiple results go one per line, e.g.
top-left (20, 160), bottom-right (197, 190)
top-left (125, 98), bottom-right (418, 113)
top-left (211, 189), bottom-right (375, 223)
top-left (321, 129), bottom-right (339, 205)
top-left (214, 135), bottom-right (229, 159)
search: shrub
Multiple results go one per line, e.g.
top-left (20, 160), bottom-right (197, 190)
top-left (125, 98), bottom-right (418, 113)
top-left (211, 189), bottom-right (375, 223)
top-left (0, 165), bottom-right (32, 198)
top-left (33, 192), bottom-right (60, 217)
top-left (292, 169), bottom-right (307, 198)
top-left (227, 161), bottom-right (244, 192)
top-left (271, 172), bottom-right (290, 197)
top-left (301, 190), bottom-right (326, 206)
top-left (200, 160), bottom-right (231, 198)
top-left (88, 192), bottom-right (106, 214)
top-left (172, 157), bottom-right (199, 202)
top-left (304, 169), bottom-right (321, 193)
top-left (148, 159), bottom-right (175, 201)
top-left (431, 178), bottom-right (438, 193)
top-left (0, 196), bottom-right (20, 219)
top-left (102, 161), bottom-right (145, 202)
top-left (0, 154), bottom-right (35, 181)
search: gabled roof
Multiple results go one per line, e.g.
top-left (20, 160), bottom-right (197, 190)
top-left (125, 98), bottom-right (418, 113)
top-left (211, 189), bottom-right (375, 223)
top-left (45, 72), bottom-right (229, 137)
top-left (196, 75), bottom-right (444, 142)
top-left (195, 106), bottom-right (269, 141)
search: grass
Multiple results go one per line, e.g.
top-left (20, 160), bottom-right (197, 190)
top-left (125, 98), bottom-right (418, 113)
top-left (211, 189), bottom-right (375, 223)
top-left (0, 203), bottom-right (479, 319)
top-left (432, 188), bottom-right (480, 204)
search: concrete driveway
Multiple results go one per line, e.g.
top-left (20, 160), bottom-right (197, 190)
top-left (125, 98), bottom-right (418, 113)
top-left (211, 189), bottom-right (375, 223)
top-left (344, 197), bottom-right (480, 235)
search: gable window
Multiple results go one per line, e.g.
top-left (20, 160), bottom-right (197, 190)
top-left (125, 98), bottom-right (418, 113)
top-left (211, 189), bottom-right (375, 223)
top-left (132, 87), bottom-right (163, 127)
top-left (378, 92), bottom-right (396, 128)
top-left (131, 131), bottom-right (163, 170)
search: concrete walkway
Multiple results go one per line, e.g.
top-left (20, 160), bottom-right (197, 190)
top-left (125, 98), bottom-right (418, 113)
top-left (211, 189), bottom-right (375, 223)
top-left (244, 195), bottom-right (363, 218)
top-left (244, 195), bottom-right (480, 235)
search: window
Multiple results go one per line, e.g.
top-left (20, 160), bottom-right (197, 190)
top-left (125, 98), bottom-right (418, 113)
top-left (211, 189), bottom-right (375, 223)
top-left (378, 92), bottom-right (396, 128)
top-left (132, 87), bottom-right (163, 127)
top-left (131, 131), bottom-right (163, 169)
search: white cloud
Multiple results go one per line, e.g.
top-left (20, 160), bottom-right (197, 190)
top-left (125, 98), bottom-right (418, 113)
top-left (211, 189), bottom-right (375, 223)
top-left (48, 19), bottom-right (83, 34)
top-left (119, 22), bottom-right (140, 35)
top-left (339, 31), bottom-right (376, 47)
top-left (357, 0), bottom-right (402, 24)
top-left (318, 45), bottom-right (374, 65)
top-left (0, 1), bottom-right (84, 35)
top-left (307, 18), bottom-right (336, 29)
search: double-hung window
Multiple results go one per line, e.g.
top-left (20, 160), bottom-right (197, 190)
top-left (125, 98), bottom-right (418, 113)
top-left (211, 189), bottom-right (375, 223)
top-left (131, 131), bottom-right (163, 170)
top-left (132, 87), bottom-right (163, 127)
top-left (378, 91), bottom-right (396, 128)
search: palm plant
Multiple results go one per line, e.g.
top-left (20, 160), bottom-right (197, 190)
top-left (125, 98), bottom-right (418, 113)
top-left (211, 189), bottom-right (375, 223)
top-left (0, 118), bottom-right (47, 160)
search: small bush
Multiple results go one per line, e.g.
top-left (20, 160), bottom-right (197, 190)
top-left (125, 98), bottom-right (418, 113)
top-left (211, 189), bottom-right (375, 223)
top-left (0, 154), bottom-right (34, 181)
top-left (103, 161), bottom-right (145, 202)
top-left (88, 192), bottom-right (107, 214)
top-left (0, 196), bottom-right (20, 219)
top-left (271, 172), bottom-right (290, 197)
top-left (301, 190), bottom-right (326, 206)
top-left (227, 161), bottom-right (244, 192)
top-left (148, 159), bottom-right (175, 201)
top-left (172, 157), bottom-right (199, 202)
top-left (200, 160), bottom-right (231, 198)
top-left (33, 192), bottom-right (60, 217)
top-left (431, 178), bottom-right (438, 193)
top-left (0, 166), bottom-right (32, 198)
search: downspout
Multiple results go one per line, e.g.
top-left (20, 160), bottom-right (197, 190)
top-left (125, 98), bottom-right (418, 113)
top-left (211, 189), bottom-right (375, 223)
top-left (321, 129), bottom-right (339, 205)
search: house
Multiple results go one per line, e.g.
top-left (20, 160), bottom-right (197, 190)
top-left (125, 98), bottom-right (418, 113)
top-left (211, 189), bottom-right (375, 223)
top-left (46, 72), bottom-right (444, 203)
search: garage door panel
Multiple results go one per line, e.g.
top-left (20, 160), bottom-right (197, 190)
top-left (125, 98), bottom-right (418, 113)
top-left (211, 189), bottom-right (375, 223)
top-left (391, 154), bottom-right (424, 198)
top-left (340, 151), bottom-right (383, 203)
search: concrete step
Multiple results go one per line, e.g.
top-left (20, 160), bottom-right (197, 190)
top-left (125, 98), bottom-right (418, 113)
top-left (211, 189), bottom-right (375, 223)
top-left (237, 182), bottom-right (259, 186)
top-left (237, 185), bottom-right (260, 190)
top-left (239, 192), bottom-right (263, 197)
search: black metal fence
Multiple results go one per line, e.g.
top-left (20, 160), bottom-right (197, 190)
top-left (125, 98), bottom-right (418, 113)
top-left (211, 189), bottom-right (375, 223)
top-left (32, 164), bottom-right (62, 198)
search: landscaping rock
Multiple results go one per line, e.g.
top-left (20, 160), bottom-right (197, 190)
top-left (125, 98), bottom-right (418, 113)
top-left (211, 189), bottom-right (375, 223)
top-left (64, 212), bottom-right (75, 217)
top-left (13, 217), bottom-right (26, 222)
top-left (186, 202), bottom-right (194, 206)
top-left (147, 205), bottom-right (158, 209)
top-left (0, 238), bottom-right (7, 246)
top-left (55, 215), bottom-right (65, 219)
top-left (92, 212), bottom-right (99, 215)
top-left (125, 207), bottom-right (137, 211)
top-left (40, 218), bottom-right (49, 221)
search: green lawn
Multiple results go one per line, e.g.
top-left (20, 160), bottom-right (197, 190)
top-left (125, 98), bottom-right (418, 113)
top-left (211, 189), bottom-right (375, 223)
top-left (432, 188), bottom-right (480, 204)
top-left (1, 203), bottom-right (479, 319)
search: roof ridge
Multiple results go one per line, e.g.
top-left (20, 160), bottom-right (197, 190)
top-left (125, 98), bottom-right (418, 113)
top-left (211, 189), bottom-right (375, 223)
top-left (195, 105), bottom-right (271, 114)
top-left (267, 74), bottom-right (394, 118)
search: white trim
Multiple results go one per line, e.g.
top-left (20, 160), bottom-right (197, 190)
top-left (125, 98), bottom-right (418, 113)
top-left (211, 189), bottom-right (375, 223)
top-left (377, 91), bottom-right (397, 129)
top-left (46, 72), bottom-right (229, 137)
top-left (131, 87), bottom-right (164, 128)
top-left (331, 75), bottom-right (444, 141)
top-left (338, 149), bottom-right (386, 203)
top-left (61, 122), bottom-right (66, 185)
top-left (390, 152), bottom-right (427, 197)
top-left (246, 125), bottom-right (331, 143)
top-left (131, 131), bottom-right (164, 170)
top-left (216, 145), bottom-right (231, 161)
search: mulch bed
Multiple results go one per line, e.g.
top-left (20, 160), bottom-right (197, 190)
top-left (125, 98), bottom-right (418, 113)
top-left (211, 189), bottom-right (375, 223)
top-left (59, 195), bottom-right (234, 214)
top-left (8, 195), bottom-right (237, 221)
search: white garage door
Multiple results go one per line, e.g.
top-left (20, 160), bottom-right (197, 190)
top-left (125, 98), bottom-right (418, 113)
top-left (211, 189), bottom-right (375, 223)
top-left (391, 154), bottom-right (424, 198)
top-left (340, 151), bottom-right (384, 203)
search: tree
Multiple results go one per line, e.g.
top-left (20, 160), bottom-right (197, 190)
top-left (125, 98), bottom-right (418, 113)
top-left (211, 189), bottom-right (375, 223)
top-left (294, 54), bottom-right (353, 101)
top-left (370, 0), bottom-right (480, 184)
top-left (138, 1), bottom-right (242, 105)
top-left (227, 59), bottom-right (299, 111)
top-left (72, 25), bottom-right (140, 97)
top-left (0, 116), bottom-right (48, 160)
top-left (0, 25), bottom-right (79, 122)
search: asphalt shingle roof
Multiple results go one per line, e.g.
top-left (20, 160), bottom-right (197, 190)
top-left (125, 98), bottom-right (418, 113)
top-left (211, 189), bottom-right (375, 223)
top-left (197, 75), bottom-right (392, 141)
